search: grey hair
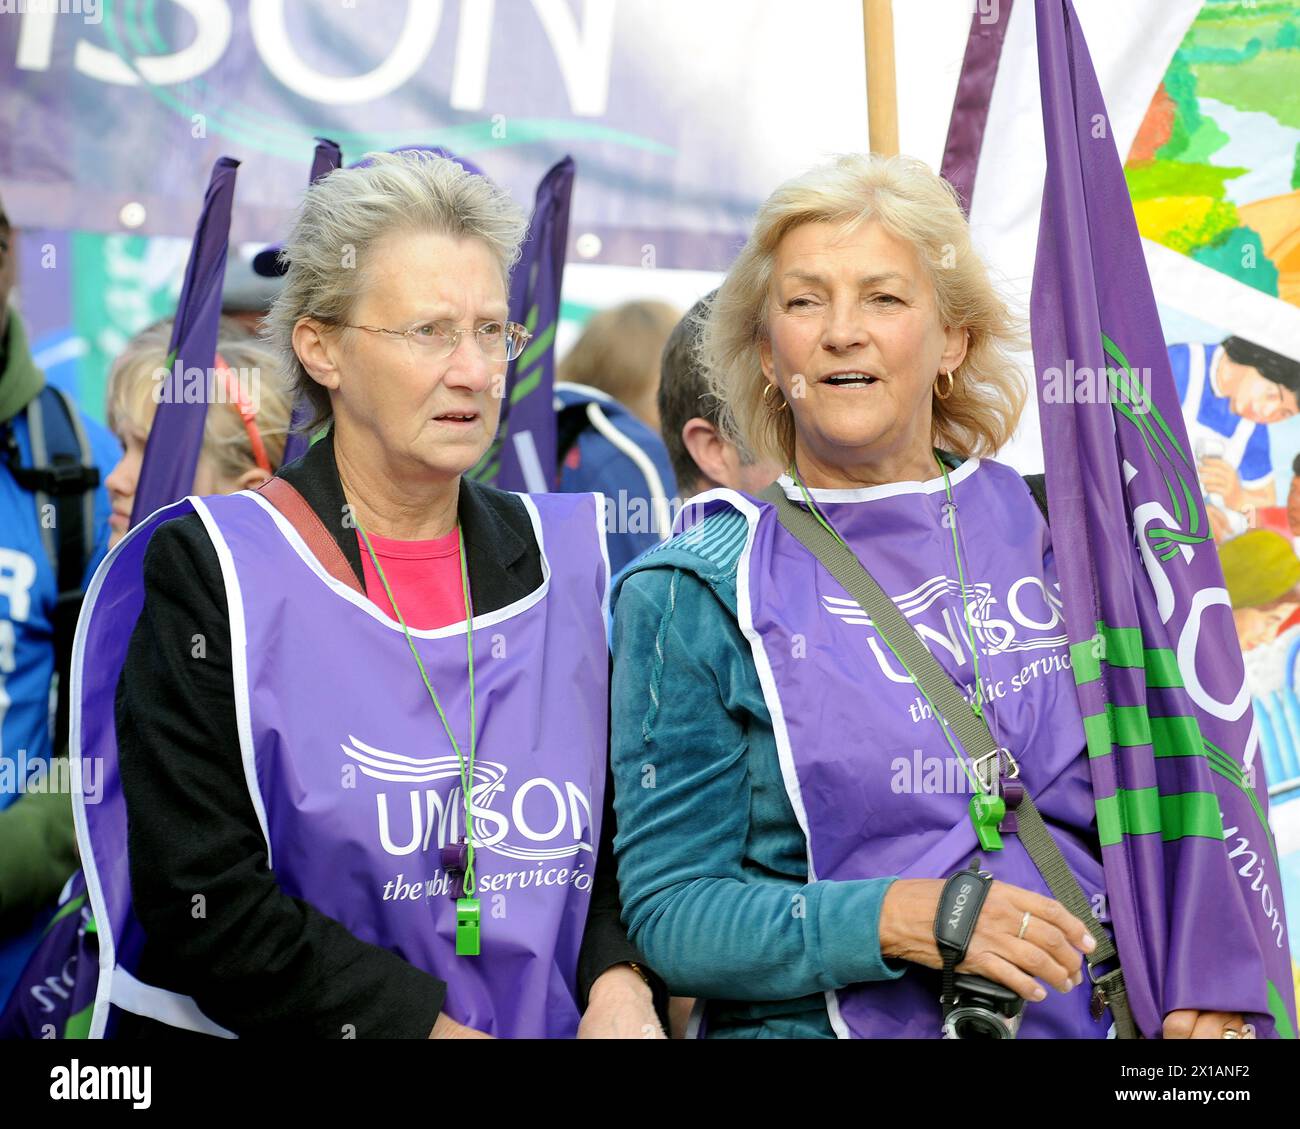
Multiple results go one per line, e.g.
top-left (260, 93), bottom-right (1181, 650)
top-left (264, 151), bottom-right (529, 434)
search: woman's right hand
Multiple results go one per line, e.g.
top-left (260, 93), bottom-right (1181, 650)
top-left (878, 878), bottom-right (1096, 1002)
top-left (428, 1012), bottom-right (494, 1039)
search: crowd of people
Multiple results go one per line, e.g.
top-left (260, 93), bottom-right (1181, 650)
top-left (0, 148), bottom-right (1282, 1039)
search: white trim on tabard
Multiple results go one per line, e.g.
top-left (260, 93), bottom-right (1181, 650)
top-left (777, 457), bottom-right (981, 505)
top-left (69, 497), bottom-right (220, 1039)
top-left (590, 493), bottom-right (612, 629)
top-left (238, 489), bottom-right (551, 638)
top-left (583, 401), bottom-right (673, 542)
top-left (109, 968), bottom-right (235, 1038)
top-left (679, 487), bottom-right (847, 1038)
top-left (192, 498), bottom-right (273, 867)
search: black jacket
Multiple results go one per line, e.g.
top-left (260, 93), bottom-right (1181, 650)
top-left (114, 430), bottom-right (662, 1037)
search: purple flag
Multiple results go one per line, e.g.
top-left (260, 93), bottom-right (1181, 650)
top-left (1030, 0), bottom-right (1296, 1038)
top-left (939, 0), bottom-right (1015, 214)
top-left (0, 873), bottom-right (98, 1039)
top-left (309, 136), bottom-right (343, 185)
top-left (472, 157), bottom-right (575, 492)
top-left (130, 156), bottom-right (238, 526)
top-left (280, 139), bottom-right (344, 467)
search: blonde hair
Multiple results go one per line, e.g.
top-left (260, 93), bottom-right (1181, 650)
top-left (265, 150), bottom-right (528, 434)
top-left (701, 153), bottom-right (1026, 467)
top-left (106, 315), bottom-right (294, 479)
top-left (558, 300), bottom-right (681, 406)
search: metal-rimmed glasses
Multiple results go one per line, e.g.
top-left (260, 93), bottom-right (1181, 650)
top-left (331, 319), bottom-right (532, 363)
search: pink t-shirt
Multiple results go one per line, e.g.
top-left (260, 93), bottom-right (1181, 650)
top-left (356, 527), bottom-right (466, 630)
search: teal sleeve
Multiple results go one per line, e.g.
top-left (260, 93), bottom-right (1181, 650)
top-left (610, 565), bottom-right (906, 1001)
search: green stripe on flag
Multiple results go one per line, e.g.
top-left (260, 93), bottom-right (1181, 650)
top-left (1103, 625), bottom-right (1143, 667)
top-left (1143, 648), bottom-right (1182, 688)
top-left (1082, 711), bottom-right (1112, 760)
top-left (64, 1002), bottom-right (94, 1040)
top-left (40, 893), bottom-right (87, 939)
top-left (1081, 703), bottom-right (1151, 754)
top-left (1071, 639), bottom-right (1101, 684)
top-left (1095, 788), bottom-right (1224, 846)
top-left (510, 366), bottom-right (542, 405)
top-left (519, 322), bottom-right (555, 372)
top-left (1149, 714), bottom-right (1203, 759)
top-left (1072, 622), bottom-right (1184, 689)
top-left (1268, 981), bottom-right (1297, 1039)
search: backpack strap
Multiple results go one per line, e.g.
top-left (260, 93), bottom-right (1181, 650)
top-left (6, 387), bottom-right (102, 754)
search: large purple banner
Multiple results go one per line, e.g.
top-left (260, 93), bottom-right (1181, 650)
top-left (0, 0), bottom-right (878, 271)
top-left (1031, 0), bottom-right (1296, 1037)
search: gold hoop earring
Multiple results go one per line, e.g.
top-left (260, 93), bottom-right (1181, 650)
top-left (762, 382), bottom-right (789, 413)
top-left (935, 369), bottom-right (955, 401)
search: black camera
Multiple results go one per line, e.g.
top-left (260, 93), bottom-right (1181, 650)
top-left (940, 973), bottom-right (1025, 1039)
top-left (933, 857), bottom-right (1029, 1039)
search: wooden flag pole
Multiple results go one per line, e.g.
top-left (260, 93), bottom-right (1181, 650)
top-left (863, 0), bottom-right (899, 156)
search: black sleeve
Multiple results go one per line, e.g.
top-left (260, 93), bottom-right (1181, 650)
top-left (115, 515), bottom-right (446, 1039)
top-left (573, 656), bottom-right (669, 1028)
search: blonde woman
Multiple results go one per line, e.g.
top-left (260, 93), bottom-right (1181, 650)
top-left (609, 154), bottom-right (1250, 1039)
top-left (103, 316), bottom-right (291, 546)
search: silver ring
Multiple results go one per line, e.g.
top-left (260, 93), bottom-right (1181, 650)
top-left (1222, 1028), bottom-right (1242, 1039)
top-left (1017, 911), bottom-right (1031, 940)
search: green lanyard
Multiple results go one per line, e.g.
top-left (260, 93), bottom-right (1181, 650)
top-left (787, 452), bottom-right (1006, 846)
top-left (356, 518), bottom-right (482, 954)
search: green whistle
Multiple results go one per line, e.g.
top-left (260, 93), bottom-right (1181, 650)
top-left (455, 897), bottom-right (481, 956)
top-left (969, 793), bottom-right (1006, 851)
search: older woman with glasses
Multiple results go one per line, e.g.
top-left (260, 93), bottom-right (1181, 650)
top-left (608, 154), bottom-right (1256, 1040)
top-left (73, 151), bottom-right (666, 1039)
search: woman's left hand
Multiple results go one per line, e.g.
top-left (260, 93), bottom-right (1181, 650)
top-left (577, 964), bottom-right (666, 1039)
top-left (1163, 1010), bottom-right (1252, 1039)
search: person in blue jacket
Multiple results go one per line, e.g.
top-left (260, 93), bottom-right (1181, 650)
top-left (0, 198), bottom-right (121, 1009)
top-left (555, 300), bottom-right (679, 575)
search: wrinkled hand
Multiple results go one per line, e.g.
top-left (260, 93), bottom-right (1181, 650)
top-left (577, 964), bottom-right (665, 1039)
top-left (1163, 1010), bottom-right (1250, 1039)
top-left (880, 878), bottom-right (1095, 1002)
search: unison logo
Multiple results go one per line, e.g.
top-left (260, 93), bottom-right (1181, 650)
top-left (824, 572), bottom-right (1068, 684)
top-left (341, 736), bottom-right (594, 862)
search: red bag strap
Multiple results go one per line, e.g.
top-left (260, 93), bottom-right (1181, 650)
top-left (257, 476), bottom-right (364, 596)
